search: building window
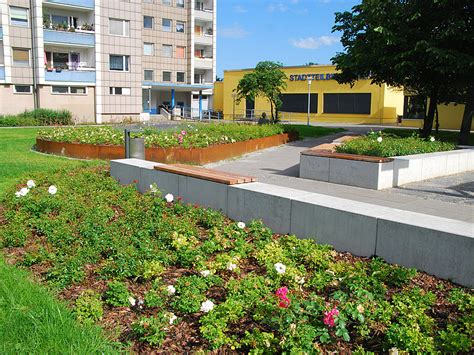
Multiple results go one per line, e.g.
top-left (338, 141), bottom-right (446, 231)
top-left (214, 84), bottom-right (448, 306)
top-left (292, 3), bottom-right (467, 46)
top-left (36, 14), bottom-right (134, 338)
top-left (177, 72), bottom-right (185, 83)
top-left (162, 45), bottom-right (172, 58)
top-left (109, 55), bottom-right (130, 71)
top-left (143, 16), bottom-right (153, 29)
top-left (162, 0), bottom-right (171, 5)
top-left (143, 0), bottom-right (154, 3)
top-left (144, 70), bottom-right (154, 81)
top-left (176, 46), bottom-right (186, 59)
top-left (53, 52), bottom-right (68, 69)
top-left (10, 7), bottom-right (28, 27)
top-left (109, 18), bottom-right (130, 36)
top-left (176, 21), bottom-right (185, 33)
top-left (162, 71), bottom-right (171, 82)
top-left (13, 85), bottom-right (32, 94)
top-left (143, 43), bottom-right (154, 56)
top-left (323, 93), bottom-right (371, 114)
top-left (12, 48), bottom-right (30, 66)
top-left (52, 86), bottom-right (87, 94)
top-left (110, 87), bottom-right (131, 95)
top-left (280, 94), bottom-right (318, 113)
top-left (177, 0), bottom-right (185, 8)
top-left (162, 18), bottom-right (172, 32)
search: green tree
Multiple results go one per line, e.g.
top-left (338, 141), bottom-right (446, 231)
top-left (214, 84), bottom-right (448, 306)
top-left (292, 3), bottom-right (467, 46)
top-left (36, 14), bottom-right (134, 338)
top-left (234, 61), bottom-right (287, 122)
top-left (331, 0), bottom-right (473, 142)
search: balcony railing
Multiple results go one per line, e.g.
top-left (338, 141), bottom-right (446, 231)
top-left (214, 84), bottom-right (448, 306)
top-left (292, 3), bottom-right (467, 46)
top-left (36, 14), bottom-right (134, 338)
top-left (44, 0), bottom-right (94, 10)
top-left (45, 68), bottom-right (95, 83)
top-left (44, 29), bottom-right (95, 47)
top-left (0, 66), bottom-right (5, 80)
top-left (194, 58), bottom-right (213, 70)
top-left (195, 35), bottom-right (213, 46)
top-left (195, 9), bottom-right (213, 21)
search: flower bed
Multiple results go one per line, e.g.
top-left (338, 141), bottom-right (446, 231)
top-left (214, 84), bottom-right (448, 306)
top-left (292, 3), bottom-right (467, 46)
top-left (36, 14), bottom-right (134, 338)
top-left (1, 168), bottom-right (472, 353)
top-left (336, 131), bottom-right (456, 157)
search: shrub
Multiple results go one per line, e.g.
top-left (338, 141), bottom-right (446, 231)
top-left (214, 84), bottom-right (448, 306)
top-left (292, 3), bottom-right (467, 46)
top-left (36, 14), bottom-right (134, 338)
top-left (74, 290), bottom-right (104, 325)
top-left (336, 131), bottom-right (456, 157)
top-left (0, 109), bottom-right (73, 127)
top-left (104, 281), bottom-right (131, 307)
top-left (132, 314), bottom-right (170, 346)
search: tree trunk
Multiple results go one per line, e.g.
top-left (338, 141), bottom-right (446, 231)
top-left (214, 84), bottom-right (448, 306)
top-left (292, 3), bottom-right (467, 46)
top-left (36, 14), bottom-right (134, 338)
top-left (422, 89), bottom-right (438, 137)
top-left (270, 101), bottom-right (274, 122)
top-left (459, 88), bottom-right (474, 145)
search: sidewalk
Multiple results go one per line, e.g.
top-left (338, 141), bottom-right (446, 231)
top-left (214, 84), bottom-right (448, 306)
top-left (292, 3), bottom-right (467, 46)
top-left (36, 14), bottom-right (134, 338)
top-left (206, 134), bottom-right (474, 223)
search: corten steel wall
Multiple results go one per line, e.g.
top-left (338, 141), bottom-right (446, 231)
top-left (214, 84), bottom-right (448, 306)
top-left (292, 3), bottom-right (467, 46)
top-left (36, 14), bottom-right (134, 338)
top-left (36, 132), bottom-right (297, 165)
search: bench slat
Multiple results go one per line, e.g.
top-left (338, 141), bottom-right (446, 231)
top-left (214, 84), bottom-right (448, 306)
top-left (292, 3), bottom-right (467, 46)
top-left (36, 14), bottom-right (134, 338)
top-left (154, 164), bottom-right (256, 185)
top-left (172, 164), bottom-right (257, 183)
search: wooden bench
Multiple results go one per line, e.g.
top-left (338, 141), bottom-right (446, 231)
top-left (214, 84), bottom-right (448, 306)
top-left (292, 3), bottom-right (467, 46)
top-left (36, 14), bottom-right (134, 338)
top-left (301, 150), bottom-right (393, 163)
top-left (154, 164), bottom-right (257, 185)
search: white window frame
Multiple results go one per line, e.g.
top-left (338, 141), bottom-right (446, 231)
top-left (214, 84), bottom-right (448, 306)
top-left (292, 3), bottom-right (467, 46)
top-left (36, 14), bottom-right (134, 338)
top-left (51, 86), bottom-right (87, 95)
top-left (162, 18), bottom-right (172, 32)
top-left (162, 0), bottom-right (171, 5)
top-left (110, 87), bottom-right (131, 96)
top-left (13, 85), bottom-right (32, 94)
top-left (109, 18), bottom-right (130, 37)
top-left (109, 55), bottom-right (130, 72)
top-left (12, 48), bottom-right (30, 67)
top-left (162, 44), bottom-right (172, 58)
top-left (10, 6), bottom-right (29, 27)
top-left (143, 15), bottom-right (154, 29)
top-left (176, 0), bottom-right (185, 8)
top-left (176, 21), bottom-right (185, 33)
top-left (143, 42), bottom-right (154, 56)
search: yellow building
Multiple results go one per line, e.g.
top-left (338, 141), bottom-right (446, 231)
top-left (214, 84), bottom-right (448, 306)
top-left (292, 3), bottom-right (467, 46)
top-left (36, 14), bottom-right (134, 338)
top-left (214, 64), bottom-right (472, 130)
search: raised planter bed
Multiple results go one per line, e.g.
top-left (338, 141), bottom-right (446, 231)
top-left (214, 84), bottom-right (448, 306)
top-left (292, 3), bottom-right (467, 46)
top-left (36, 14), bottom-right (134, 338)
top-left (300, 148), bottom-right (474, 190)
top-left (36, 132), bottom-right (297, 165)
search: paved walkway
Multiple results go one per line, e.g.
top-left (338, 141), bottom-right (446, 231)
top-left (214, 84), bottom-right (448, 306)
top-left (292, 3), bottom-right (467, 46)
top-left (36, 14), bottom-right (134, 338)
top-left (206, 134), bottom-right (474, 223)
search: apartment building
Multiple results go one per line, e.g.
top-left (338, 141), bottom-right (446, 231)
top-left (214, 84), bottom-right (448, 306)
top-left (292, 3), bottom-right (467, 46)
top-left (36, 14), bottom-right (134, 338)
top-left (0, 0), bottom-right (216, 123)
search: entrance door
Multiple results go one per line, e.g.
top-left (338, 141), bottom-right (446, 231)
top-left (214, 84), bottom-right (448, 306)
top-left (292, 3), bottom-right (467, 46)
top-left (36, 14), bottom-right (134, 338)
top-left (246, 97), bottom-right (254, 118)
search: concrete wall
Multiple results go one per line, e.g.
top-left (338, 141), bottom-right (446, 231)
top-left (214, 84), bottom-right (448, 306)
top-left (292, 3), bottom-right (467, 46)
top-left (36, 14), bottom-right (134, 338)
top-left (110, 158), bottom-right (474, 287)
top-left (0, 84), bottom-right (34, 114)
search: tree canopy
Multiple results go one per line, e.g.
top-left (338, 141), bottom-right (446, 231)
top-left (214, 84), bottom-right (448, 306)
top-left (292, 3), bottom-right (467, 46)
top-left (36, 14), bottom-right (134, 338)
top-left (234, 61), bottom-right (287, 122)
top-left (331, 0), bottom-right (474, 141)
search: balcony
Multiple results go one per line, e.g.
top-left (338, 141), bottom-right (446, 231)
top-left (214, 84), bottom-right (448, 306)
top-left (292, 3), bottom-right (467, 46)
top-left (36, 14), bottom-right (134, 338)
top-left (195, 9), bottom-right (213, 22)
top-left (194, 57), bottom-right (213, 70)
top-left (45, 69), bottom-right (95, 83)
top-left (0, 67), bottom-right (5, 80)
top-left (195, 34), bottom-right (213, 46)
top-left (44, 29), bottom-right (94, 47)
top-left (44, 0), bottom-right (94, 10)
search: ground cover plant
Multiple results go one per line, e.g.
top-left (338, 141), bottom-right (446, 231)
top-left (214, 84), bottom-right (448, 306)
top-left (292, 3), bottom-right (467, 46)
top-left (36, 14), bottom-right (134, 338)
top-left (1, 167), bottom-right (472, 353)
top-left (37, 123), bottom-right (344, 149)
top-left (383, 128), bottom-right (474, 146)
top-left (336, 131), bottom-right (456, 157)
top-left (0, 109), bottom-right (72, 127)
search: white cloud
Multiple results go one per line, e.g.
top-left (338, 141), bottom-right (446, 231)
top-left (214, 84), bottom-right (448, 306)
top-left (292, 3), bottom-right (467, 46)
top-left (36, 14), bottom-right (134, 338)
top-left (267, 0), bottom-right (299, 13)
top-left (219, 23), bottom-right (250, 39)
top-left (291, 35), bottom-right (340, 49)
top-left (232, 5), bottom-right (247, 13)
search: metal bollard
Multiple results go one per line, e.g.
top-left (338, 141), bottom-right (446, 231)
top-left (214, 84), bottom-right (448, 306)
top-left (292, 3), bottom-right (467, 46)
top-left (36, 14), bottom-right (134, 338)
top-left (130, 137), bottom-right (145, 159)
top-left (124, 129), bottom-right (131, 158)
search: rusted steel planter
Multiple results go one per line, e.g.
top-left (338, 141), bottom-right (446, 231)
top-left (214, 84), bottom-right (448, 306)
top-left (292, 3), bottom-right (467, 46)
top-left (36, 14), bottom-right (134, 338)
top-left (36, 132), bottom-right (298, 165)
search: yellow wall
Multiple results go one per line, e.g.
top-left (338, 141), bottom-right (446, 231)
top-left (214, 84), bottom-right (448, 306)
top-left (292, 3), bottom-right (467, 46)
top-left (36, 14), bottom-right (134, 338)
top-left (213, 81), bottom-right (224, 112)
top-left (218, 65), bottom-right (404, 124)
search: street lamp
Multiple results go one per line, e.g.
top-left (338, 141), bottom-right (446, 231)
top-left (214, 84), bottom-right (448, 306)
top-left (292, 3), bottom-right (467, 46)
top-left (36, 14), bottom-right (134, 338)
top-left (307, 79), bottom-right (312, 126)
top-left (231, 93), bottom-right (237, 121)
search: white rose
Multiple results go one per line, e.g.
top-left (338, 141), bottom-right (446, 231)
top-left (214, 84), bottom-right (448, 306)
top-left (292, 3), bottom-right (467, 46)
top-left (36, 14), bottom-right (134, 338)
top-left (227, 262), bottom-right (237, 271)
top-left (377, 136), bottom-right (383, 143)
top-left (167, 285), bottom-right (176, 295)
top-left (200, 300), bottom-right (214, 313)
top-left (164, 193), bottom-right (174, 203)
top-left (48, 185), bottom-right (57, 195)
top-left (237, 222), bottom-right (246, 229)
top-left (128, 296), bottom-right (136, 307)
top-left (200, 270), bottom-right (211, 277)
top-left (274, 262), bottom-right (287, 275)
top-left (27, 180), bottom-right (36, 188)
top-left (430, 137), bottom-right (435, 142)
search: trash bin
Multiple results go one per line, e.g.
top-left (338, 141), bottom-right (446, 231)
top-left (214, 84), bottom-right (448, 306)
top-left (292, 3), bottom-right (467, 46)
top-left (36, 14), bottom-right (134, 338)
top-left (130, 137), bottom-right (145, 159)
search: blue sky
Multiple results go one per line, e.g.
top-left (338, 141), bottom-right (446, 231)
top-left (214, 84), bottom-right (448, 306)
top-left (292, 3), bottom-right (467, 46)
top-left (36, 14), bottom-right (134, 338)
top-left (216, 0), bottom-right (359, 76)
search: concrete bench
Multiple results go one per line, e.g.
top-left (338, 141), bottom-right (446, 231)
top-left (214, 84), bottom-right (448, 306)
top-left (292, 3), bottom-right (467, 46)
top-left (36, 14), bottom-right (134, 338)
top-left (302, 150), bottom-right (393, 164)
top-left (154, 164), bottom-right (256, 185)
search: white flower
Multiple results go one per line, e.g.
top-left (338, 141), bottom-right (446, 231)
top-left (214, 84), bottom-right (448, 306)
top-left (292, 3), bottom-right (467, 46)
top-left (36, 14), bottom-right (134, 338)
top-left (295, 276), bottom-right (305, 284)
top-left (274, 262), bottom-right (287, 275)
top-left (200, 300), bottom-right (214, 313)
top-left (15, 191), bottom-right (22, 198)
top-left (128, 296), bottom-right (136, 307)
top-left (168, 313), bottom-right (177, 325)
top-left (19, 187), bottom-right (29, 197)
top-left (377, 136), bottom-right (383, 143)
top-left (237, 222), bottom-right (246, 229)
top-left (167, 285), bottom-right (176, 295)
top-left (149, 184), bottom-right (158, 194)
top-left (200, 270), bottom-right (211, 277)
top-left (164, 193), bottom-right (174, 203)
top-left (27, 180), bottom-right (36, 188)
top-left (430, 136), bottom-right (435, 142)
top-left (227, 262), bottom-right (237, 271)
top-left (48, 185), bottom-right (57, 195)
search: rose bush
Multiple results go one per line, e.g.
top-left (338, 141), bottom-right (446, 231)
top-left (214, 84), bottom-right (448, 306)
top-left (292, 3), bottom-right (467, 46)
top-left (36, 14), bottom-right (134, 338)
top-left (0, 167), bottom-right (472, 352)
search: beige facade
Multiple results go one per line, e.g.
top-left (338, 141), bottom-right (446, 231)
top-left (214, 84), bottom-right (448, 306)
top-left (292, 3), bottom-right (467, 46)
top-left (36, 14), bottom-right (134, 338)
top-left (0, 0), bottom-right (216, 123)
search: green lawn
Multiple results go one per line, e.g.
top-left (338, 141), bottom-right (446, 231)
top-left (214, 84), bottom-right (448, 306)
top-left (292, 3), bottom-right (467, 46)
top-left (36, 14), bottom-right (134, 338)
top-left (284, 124), bottom-right (345, 138)
top-left (0, 128), bottom-right (116, 353)
top-left (383, 128), bottom-right (474, 146)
